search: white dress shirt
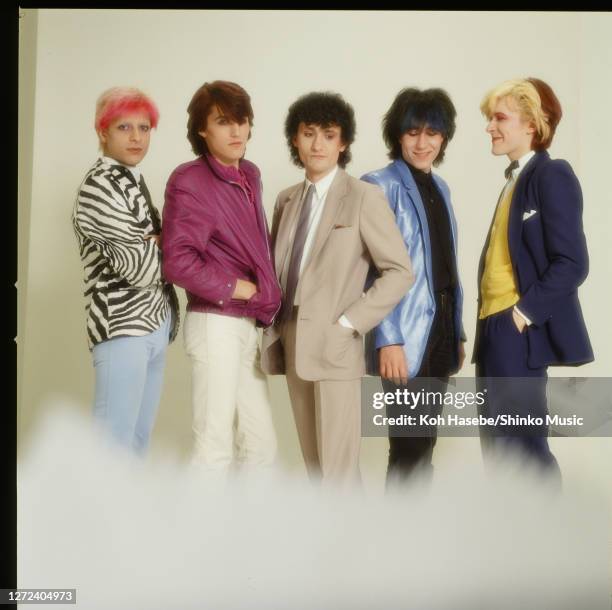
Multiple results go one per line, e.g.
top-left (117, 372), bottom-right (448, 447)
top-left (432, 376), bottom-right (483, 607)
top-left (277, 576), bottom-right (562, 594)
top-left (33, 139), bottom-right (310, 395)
top-left (292, 165), bottom-right (354, 329)
top-left (509, 150), bottom-right (536, 327)
top-left (298, 165), bottom-right (338, 275)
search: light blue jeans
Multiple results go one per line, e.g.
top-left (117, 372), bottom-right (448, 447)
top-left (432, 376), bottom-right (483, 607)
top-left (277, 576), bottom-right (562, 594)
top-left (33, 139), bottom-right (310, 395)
top-left (92, 315), bottom-right (170, 455)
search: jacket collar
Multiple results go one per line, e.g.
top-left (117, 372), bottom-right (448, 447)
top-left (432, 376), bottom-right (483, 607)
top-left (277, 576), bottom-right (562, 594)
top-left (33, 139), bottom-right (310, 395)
top-left (100, 155), bottom-right (141, 182)
top-left (301, 168), bottom-right (350, 273)
top-left (274, 168), bottom-right (350, 278)
top-left (506, 150), bottom-right (550, 264)
top-left (392, 157), bottom-right (453, 208)
top-left (95, 157), bottom-right (138, 184)
top-left (393, 158), bottom-right (419, 192)
top-left (203, 153), bottom-right (259, 185)
top-left (516, 149), bottom-right (548, 185)
top-left (274, 184), bottom-right (302, 275)
top-left (390, 158), bottom-right (459, 299)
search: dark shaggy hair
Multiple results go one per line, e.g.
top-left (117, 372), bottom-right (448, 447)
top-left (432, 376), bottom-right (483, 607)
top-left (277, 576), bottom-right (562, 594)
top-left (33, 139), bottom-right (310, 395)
top-left (383, 87), bottom-right (456, 165)
top-left (187, 80), bottom-right (254, 157)
top-left (284, 91), bottom-right (356, 168)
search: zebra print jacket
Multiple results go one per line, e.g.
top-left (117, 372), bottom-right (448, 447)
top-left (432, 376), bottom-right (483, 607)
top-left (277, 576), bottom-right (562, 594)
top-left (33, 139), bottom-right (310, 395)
top-left (73, 158), bottom-right (179, 350)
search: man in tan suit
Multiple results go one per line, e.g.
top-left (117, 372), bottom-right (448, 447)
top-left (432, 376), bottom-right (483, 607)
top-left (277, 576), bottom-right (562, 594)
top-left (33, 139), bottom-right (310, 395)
top-left (261, 92), bottom-right (413, 487)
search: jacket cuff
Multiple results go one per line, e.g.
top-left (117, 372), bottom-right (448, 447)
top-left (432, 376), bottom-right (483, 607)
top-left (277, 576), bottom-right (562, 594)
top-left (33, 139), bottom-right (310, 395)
top-left (515, 294), bottom-right (543, 327)
top-left (374, 324), bottom-right (405, 349)
top-left (338, 314), bottom-right (355, 330)
top-left (513, 305), bottom-right (532, 327)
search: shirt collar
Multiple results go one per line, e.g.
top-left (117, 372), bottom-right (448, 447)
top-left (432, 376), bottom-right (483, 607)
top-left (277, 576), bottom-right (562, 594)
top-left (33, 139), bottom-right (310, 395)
top-left (102, 155), bottom-right (141, 182)
top-left (305, 165), bottom-right (338, 199)
top-left (511, 150), bottom-right (536, 180)
top-left (404, 161), bottom-right (434, 187)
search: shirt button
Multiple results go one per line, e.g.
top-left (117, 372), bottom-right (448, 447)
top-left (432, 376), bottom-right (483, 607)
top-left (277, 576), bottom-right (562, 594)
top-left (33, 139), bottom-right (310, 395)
top-left (219, 300), bottom-right (223, 305)
top-left (227, 283), bottom-right (231, 288)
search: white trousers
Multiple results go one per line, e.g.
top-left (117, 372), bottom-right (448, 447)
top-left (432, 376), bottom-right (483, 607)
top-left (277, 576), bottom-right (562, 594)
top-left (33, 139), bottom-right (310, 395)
top-left (184, 311), bottom-right (277, 470)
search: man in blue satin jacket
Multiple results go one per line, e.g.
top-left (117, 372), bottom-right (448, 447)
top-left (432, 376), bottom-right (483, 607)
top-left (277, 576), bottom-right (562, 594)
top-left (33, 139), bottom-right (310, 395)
top-left (362, 87), bottom-right (466, 486)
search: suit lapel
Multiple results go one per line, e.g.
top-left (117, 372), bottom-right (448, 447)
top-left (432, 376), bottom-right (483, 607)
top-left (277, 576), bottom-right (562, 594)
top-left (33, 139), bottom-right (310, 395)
top-left (508, 152), bottom-right (546, 266)
top-left (478, 152), bottom-right (546, 288)
top-left (274, 184), bottom-right (304, 277)
top-left (300, 168), bottom-right (349, 275)
top-left (395, 160), bottom-right (434, 296)
top-left (110, 163), bottom-right (149, 224)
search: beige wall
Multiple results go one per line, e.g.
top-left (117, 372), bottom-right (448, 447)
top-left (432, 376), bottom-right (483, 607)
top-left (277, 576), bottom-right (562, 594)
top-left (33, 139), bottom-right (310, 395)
top-left (18, 11), bottom-right (612, 481)
top-left (17, 9), bottom-right (37, 430)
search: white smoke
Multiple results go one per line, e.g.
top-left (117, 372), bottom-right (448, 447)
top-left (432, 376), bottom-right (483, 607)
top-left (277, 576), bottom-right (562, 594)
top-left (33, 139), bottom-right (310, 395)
top-left (18, 403), bottom-right (611, 610)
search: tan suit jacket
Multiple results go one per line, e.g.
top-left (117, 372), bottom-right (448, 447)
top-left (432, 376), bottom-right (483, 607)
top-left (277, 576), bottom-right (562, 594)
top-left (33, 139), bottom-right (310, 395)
top-left (261, 168), bottom-right (414, 381)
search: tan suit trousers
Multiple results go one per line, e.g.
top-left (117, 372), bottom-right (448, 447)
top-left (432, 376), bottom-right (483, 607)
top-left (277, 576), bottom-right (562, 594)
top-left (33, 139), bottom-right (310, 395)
top-left (280, 308), bottom-right (361, 489)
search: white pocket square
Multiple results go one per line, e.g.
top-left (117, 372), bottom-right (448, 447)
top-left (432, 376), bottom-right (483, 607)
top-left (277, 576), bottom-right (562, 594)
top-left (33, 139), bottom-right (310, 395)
top-left (522, 209), bottom-right (538, 221)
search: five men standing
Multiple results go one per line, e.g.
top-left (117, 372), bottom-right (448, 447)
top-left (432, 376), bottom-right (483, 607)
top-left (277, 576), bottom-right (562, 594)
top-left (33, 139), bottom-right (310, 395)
top-left (76, 79), bottom-right (593, 485)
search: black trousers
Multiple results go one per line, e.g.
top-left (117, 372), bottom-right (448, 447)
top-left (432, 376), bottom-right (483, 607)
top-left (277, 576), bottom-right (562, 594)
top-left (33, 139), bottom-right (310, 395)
top-left (384, 289), bottom-right (456, 484)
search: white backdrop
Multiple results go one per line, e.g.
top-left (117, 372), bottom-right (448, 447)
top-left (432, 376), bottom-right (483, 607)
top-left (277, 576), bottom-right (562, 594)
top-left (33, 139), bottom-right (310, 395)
top-left (18, 10), bottom-right (612, 486)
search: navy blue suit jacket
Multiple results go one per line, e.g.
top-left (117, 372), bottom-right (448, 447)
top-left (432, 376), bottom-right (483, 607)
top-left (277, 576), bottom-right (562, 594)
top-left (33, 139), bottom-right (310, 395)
top-left (473, 151), bottom-right (593, 368)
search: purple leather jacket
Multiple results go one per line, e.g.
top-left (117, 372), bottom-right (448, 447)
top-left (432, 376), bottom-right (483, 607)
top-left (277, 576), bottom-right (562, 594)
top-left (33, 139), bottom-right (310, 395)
top-left (162, 154), bottom-right (282, 327)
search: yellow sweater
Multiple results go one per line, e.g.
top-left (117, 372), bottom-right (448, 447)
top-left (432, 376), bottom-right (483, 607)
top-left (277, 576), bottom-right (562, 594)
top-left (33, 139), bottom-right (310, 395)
top-left (479, 182), bottom-right (519, 319)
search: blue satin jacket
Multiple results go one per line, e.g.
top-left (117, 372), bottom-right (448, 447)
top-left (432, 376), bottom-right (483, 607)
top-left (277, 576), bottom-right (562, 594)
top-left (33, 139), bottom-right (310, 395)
top-left (361, 159), bottom-right (464, 378)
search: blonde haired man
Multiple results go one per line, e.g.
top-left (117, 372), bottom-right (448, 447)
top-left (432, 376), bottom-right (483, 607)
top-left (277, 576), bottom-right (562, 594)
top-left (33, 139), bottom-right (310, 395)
top-left (474, 78), bottom-right (593, 479)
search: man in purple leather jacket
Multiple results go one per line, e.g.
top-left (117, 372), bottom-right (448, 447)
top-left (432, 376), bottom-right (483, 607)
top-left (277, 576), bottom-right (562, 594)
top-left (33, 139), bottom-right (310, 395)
top-left (162, 81), bottom-right (281, 474)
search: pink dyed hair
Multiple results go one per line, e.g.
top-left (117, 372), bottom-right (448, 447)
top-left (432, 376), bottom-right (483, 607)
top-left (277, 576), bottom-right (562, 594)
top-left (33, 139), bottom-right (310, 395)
top-left (94, 86), bottom-right (160, 132)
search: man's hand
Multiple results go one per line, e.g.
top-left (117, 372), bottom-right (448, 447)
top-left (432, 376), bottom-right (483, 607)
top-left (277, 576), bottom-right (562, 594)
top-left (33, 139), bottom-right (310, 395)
top-left (232, 279), bottom-right (257, 300)
top-left (144, 233), bottom-right (162, 249)
top-left (512, 308), bottom-right (527, 333)
top-left (458, 341), bottom-right (466, 371)
top-left (379, 345), bottom-right (408, 386)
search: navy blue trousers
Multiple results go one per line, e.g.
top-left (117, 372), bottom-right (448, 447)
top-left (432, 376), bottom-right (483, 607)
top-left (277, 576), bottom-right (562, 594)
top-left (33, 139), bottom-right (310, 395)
top-left (476, 307), bottom-right (560, 479)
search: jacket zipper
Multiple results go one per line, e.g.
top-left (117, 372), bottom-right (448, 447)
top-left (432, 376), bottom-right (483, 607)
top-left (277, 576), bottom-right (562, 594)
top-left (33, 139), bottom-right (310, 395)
top-left (230, 180), bottom-right (283, 325)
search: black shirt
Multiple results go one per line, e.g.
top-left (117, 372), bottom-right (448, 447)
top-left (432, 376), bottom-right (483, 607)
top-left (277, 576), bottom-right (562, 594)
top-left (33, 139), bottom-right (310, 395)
top-left (406, 161), bottom-right (457, 292)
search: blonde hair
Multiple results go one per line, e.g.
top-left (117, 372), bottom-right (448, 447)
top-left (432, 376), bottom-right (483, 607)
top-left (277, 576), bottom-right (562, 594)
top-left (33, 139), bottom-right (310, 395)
top-left (480, 79), bottom-right (551, 148)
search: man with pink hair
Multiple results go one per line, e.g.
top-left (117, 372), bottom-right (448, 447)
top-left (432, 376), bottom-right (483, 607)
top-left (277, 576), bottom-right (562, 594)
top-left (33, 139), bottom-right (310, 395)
top-left (73, 86), bottom-right (179, 455)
